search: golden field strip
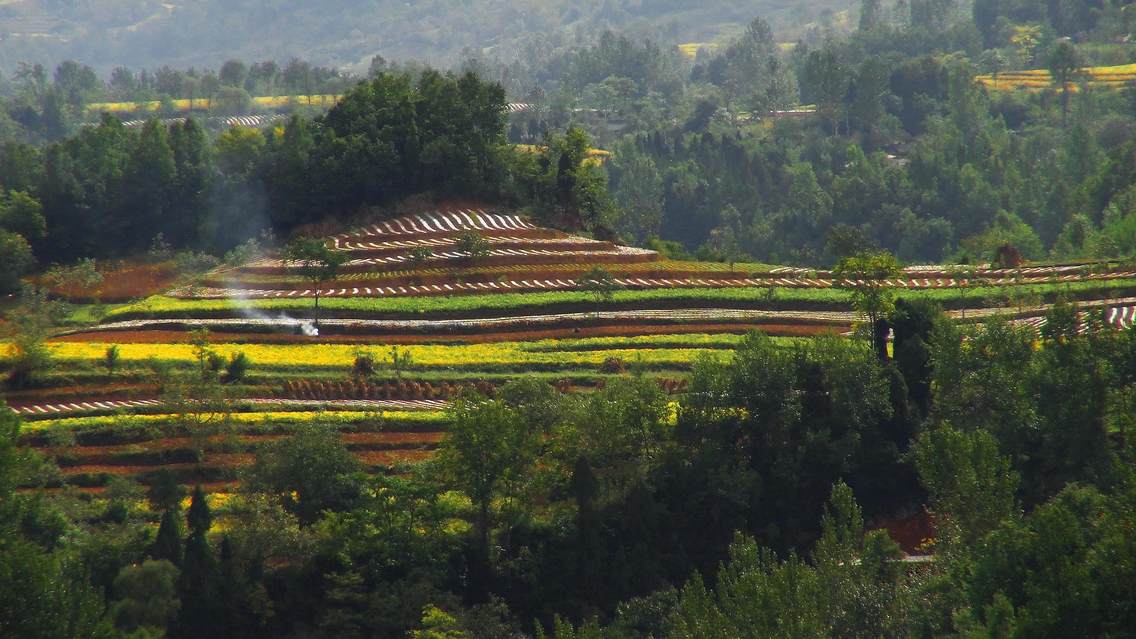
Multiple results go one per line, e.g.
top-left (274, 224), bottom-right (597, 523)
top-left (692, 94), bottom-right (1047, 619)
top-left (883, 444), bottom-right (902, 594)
top-left (34, 335), bottom-right (744, 371)
top-left (977, 63), bottom-right (1136, 91)
top-left (86, 94), bottom-right (343, 113)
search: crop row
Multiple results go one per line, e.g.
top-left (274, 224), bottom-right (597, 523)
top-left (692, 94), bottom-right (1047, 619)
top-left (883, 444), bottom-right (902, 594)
top-left (20, 409), bottom-right (449, 435)
top-left (105, 278), bottom-right (1136, 320)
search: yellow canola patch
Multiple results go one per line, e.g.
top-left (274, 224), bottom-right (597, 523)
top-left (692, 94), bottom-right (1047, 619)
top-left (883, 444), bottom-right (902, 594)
top-left (977, 63), bottom-right (1136, 91)
top-left (85, 95), bottom-right (344, 113)
top-left (23, 410), bottom-right (447, 432)
top-left (42, 339), bottom-right (719, 370)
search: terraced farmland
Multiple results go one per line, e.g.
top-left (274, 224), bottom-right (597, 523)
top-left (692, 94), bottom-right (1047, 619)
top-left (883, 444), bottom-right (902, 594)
top-left (9, 205), bottom-right (1136, 492)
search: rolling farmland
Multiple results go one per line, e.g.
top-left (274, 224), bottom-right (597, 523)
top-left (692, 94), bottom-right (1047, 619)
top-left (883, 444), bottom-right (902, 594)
top-left (8, 205), bottom-right (1136, 493)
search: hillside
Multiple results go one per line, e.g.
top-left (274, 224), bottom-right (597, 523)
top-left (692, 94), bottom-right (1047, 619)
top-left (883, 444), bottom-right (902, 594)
top-left (0, 0), bottom-right (851, 73)
top-left (9, 204), bottom-right (1136, 491)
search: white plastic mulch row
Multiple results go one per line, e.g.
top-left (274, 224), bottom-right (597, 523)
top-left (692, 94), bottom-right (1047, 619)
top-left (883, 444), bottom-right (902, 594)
top-left (79, 308), bottom-right (858, 336)
top-left (15, 398), bottom-right (448, 419)
top-left (252, 244), bottom-right (656, 269)
top-left (172, 272), bottom-right (1136, 300)
top-left (334, 234), bottom-right (610, 252)
top-left (1011, 304), bottom-right (1136, 334)
top-left (341, 209), bottom-right (536, 240)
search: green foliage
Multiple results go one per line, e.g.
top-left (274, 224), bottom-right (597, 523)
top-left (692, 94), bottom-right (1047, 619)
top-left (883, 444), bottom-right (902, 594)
top-left (454, 231), bottom-right (490, 259)
top-left (913, 425), bottom-right (1020, 548)
top-left (833, 250), bottom-right (902, 353)
top-left (225, 351), bottom-right (250, 382)
top-left (388, 346), bottom-right (414, 379)
top-left (245, 422), bottom-right (363, 525)
top-left (3, 287), bottom-right (60, 388)
top-left (102, 344), bottom-right (119, 375)
top-left (110, 560), bottom-right (181, 635)
top-left (436, 396), bottom-right (541, 594)
top-left (0, 231), bottom-right (34, 294)
top-left (0, 190), bottom-right (46, 241)
top-left (281, 236), bottom-right (347, 328)
top-left (577, 266), bottom-right (621, 305)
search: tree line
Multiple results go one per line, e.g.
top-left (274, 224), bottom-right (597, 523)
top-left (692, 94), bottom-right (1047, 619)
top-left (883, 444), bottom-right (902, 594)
top-left (0, 68), bottom-right (613, 292)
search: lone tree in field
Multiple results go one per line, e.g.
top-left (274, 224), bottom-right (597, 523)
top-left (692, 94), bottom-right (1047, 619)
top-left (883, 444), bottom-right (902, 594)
top-left (834, 250), bottom-right (902, 359)
top-left (281, 237), bottom-right (347, 331)
top-left (1047, 40), bottom-right (1083, 125)
top-left (578, 266), bottom-right (622, 307)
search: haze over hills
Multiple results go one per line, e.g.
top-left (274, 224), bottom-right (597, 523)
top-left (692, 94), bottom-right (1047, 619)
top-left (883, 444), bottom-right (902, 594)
top-left (0, 0), bottom-right (853, 73)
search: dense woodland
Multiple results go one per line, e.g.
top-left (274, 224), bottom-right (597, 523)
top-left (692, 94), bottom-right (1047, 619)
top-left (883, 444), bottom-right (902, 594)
top-left (2, 1), bottom-right (1136, 637)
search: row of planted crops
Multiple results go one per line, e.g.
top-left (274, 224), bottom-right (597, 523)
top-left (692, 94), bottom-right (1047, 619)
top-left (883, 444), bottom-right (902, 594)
top-left (10, 207), bottom-right (1136, 496)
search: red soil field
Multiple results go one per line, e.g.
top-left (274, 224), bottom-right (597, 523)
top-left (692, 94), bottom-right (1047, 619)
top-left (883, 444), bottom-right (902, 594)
top-left (44, 261), bottom-right (181, 303)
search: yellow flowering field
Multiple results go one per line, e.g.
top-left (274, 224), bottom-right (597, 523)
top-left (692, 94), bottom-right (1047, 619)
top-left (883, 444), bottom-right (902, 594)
top-left (41, 338), bottom-right (720, 370)
top-left (977, 63), bottom-right (1136, 92)
top-left (85, 95), bottom-right (343, 113)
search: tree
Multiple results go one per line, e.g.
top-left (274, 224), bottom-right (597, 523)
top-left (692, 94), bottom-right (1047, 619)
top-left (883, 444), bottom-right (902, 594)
top-left (612, 153), bottom-right (663, 242)
top-left (1047, 40), bottom-right (1083, 124)
top-left (219, 59), bottom-right (249, 87)
top-left (245, 422), bottom-right (363, 525)
top-left (436, 396), bottom-right (541, 598)
top-left (152, 507), bottom-right (184, 565)
top-left (805, 48), bottom-right (849, 136)
top-left (859, 0), bottom-right (883, 31)
top-left (0, 231), bottom-right (34, 294)
top-left (281, 237), bottom-right (347, 332)
top-left (174, 486), bottom-right (220, 639)
top-left (577, 266), bottom-right (621, 306)
top-left (3, 287), bottom-right (60, 387)
top-left (913, 425), bottom-right (1019, 548)
top-left (0, 190), bottom-right (46, 242)
top-left (833, 251), bottom-right (902, 358)
top-left (110, 560), bottom-right (181, 635)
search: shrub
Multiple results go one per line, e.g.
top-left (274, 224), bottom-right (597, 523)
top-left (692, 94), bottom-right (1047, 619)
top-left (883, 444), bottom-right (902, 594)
top-left (408, 247), bottom-right (433, 267)
top-left (353, 350), bottom-right (376, 379)
top-left (455, 231), bottom-right (491, 259)
top-left (599, 357), bottom-right (627, 374)
top-left (207, 351), bottom-right (226, 374)
top-left (104, 345), bottom-right (121, 375)
top-left (226, 352), bottom-right (250, 382)
top-left (388, 346), bottom-right (414, 379)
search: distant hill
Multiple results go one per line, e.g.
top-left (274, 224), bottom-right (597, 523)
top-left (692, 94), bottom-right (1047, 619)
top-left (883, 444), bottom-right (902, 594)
top-left (0, 0), bottom-right (852, 73)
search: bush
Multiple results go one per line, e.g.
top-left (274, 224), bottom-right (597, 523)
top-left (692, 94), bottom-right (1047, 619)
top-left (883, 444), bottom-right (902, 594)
top-left (104, 345), bottom-right (121, 375)
top-left (226, 352), bottom-right (250, 382)
top-left (206, 351), bottom-right (226, 374)
top-left (455, 231), bottom-right (491, 259)
top-left (352, 351), bottom-right (376, 379)
top-left (599, 357), bottom-right (627, 374)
